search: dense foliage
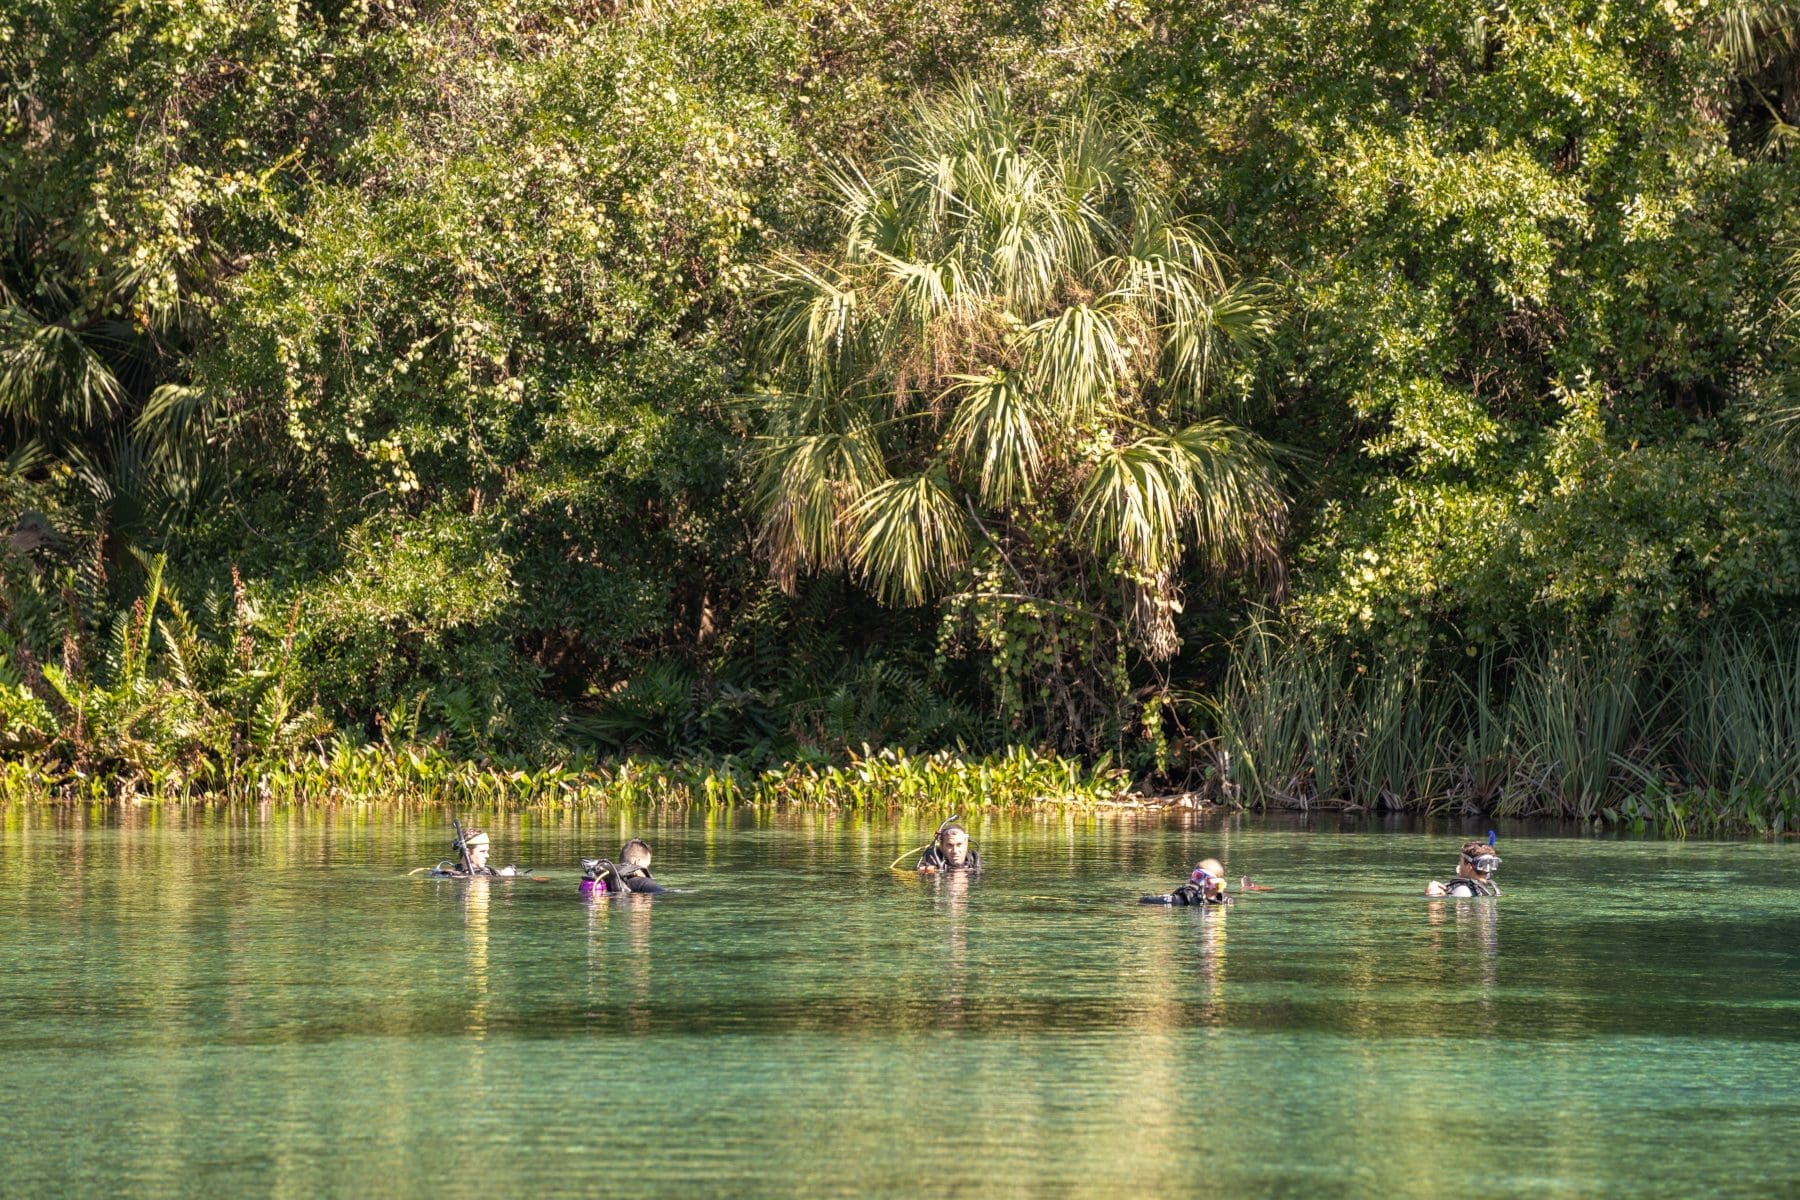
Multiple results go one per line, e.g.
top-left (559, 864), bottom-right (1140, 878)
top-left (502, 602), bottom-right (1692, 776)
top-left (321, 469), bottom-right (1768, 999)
top-left (3, 1), bottom-right (1799, 821)
top-left (752, 83), bottom-right (1285, 754)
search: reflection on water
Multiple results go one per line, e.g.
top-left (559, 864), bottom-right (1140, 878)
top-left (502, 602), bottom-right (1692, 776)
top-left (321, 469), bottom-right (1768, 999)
top-left (1, 805), bottom-right (1798, 1197)
top-left (463, 878), bottom-right (489, 1042)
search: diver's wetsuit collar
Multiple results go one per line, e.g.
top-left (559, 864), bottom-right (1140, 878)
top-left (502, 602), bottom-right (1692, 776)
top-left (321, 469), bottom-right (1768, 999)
top-left (1141, 880), bottom-right (1231, 905)
top-left (582, 858), bottom-right (663, 893)
top-left (918, 844), bottom-right (981, 871)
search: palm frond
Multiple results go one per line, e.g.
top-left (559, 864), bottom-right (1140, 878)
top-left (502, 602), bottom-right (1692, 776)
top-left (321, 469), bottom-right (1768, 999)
top-left (1162, 279), bottom-right (1277, 399)
top-left (755, 427), bottom-right (889, 589)
top-left (1165, 419), bottom-right (1288, 577)
top-left (872, 251), bottom-right (968, 337)
top-left (1709, 3), bottom-right (1799, 74)
top-left (1026, 304), bottom-right (1129, 421)
top-left (1053, 96), bottom-right (1131, 208)
top-left (2, 439), bottom-right (51, 479)
top-left (944, 370), bottom-right (1042, 505)
top-left (829, 162), bottom-right (908, 261)
top-left (849, 470), bottom-right (971, 606)
top-left (134, 383), bottom-right (206, 448)
top-left (1077, 421), bottom-right (1286, 579)
top-left (1075, 438), bottom-right (1190, 574)
top-left (758, 256), bottom-right (862, 391)
top-left (0, 306), bottom-right (125, 428)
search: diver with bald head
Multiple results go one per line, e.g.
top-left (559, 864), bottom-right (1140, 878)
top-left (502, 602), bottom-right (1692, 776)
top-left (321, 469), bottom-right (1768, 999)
top-left (581, 837), bottom-right (667, 895)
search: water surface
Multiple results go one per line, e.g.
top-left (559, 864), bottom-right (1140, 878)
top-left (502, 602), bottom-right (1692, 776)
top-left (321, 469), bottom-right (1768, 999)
top-left (1, 806), bottom-right (1796, 1197)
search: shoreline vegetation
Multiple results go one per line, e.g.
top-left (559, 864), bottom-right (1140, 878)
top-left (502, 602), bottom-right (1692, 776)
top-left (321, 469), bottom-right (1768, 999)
top-left (0, 744), bottom-right (1134, 813)
top-left (7, 610), bottom-right (1800, 835)
top-left (5, 4), bottom-right (1800, 838)
top-left (5, 554), bottom-right (1798, 832)
top-left (3, 734), bottom-right (1794, 837)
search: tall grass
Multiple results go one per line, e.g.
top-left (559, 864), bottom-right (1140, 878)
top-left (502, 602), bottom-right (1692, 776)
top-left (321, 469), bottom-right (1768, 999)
top-left (1204, 618), bottom-right (1800, 833)
top-left (1500, 637), bottom-right (1646, 822)
top-left (1207, 626), bottom-right (1345, 808)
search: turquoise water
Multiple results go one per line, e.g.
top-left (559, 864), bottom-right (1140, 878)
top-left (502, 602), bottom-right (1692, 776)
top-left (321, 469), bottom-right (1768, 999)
top-left (2, 806), bottom-right (1797, 1197)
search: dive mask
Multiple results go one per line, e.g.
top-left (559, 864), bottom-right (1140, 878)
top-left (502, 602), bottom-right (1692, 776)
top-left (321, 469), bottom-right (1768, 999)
top-left (1466, 851), bottom-right (1500, 874)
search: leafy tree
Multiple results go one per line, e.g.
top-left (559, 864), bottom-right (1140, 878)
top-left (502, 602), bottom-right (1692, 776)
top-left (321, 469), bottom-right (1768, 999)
top-left (753, 82), bottom-right (1287, 750)
top-left (0, 0), bottom-right (393, 555)
top-left (1134, 0), bottom-right (1800, 652)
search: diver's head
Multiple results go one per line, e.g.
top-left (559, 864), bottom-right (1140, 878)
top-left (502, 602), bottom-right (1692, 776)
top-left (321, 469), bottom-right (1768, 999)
top-left (1191, 857), bottom-right (1227, 899)
top-left (938, 824), bottom-right (971, 867)
top-left (1458, 840), bottom-right (1500, 879)
top-left (620, 838), bottom-right (652, 870)
top-left (458, 828), bottom-right (491, 871)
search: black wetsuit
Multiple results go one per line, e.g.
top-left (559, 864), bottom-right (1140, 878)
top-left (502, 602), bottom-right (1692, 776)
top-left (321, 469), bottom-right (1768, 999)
top-left (917, 845), bottom-right (981, 872)
top-left (616, 864), bottom-right (665, 894)
top-left (431, 862), bottom-right (498, 878)
top-left (585, 861), bottom-right (665, 894)
top-left (1141, 880), bottom-right (1231, 906)
top-left (1432, 876), bottom-right (1499, 897)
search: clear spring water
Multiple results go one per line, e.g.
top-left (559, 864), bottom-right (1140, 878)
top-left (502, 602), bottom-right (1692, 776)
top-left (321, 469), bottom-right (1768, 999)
top-left (1, 805), bottom-right (1797, 1197)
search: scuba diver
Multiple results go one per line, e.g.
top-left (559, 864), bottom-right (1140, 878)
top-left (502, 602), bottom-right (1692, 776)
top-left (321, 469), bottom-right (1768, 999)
top-left (430, 820), bottom-right (525, 878)
top-left (580, 837), bottom-right (667, 895)
top-left (1141, 857), bottom-right (1231, 905)
top-left (1425, 837), bottom-right (1502, 897)
top-left (916, 823), bottom-right (980, 873)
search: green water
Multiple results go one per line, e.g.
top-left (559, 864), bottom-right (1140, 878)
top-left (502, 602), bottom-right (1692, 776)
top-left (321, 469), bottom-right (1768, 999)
top-left (2, 807), bottom-right (1797, 1197)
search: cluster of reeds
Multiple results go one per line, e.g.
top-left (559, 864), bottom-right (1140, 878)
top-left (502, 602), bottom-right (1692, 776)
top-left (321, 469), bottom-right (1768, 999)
top-left (1204, 619), bottom-right (1800, 834)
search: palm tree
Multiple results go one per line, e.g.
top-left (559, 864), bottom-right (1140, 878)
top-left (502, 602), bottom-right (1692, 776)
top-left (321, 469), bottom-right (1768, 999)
top-left (1712, 3), bottom-right (1798, 67)
top-left (751, 81), bottom-right (1287, 749)
top-left (1762, 244), bottom-right (1800, 463)
top-left (0, 219), bottom-right (215, 561)
top-left (1709, 3), bottom-right (1800, 152)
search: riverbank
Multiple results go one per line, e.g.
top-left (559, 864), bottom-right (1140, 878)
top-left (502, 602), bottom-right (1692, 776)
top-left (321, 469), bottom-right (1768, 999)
top-left (4, 738), bottom-right (1795, 836)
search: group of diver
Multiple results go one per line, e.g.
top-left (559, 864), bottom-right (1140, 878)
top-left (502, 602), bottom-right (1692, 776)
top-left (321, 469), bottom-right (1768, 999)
top-left (904, 821), bottom-right (1503, 903)
top-left (430, 819), bottom-right (663, 893)
top-left (1135, 834), bottom-right (1502, 904)
top-left (428, 817), bottom-right (1504, 901)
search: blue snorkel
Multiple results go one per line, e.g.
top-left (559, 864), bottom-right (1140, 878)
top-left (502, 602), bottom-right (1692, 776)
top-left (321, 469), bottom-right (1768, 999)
top-left (1470, 830), bottom-right (1501, 876)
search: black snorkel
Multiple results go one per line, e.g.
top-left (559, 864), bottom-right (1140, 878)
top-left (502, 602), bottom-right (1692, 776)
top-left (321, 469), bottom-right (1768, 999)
top-left (582, 857), bottom-right (625, 894)
top-left (889, 813), bottom-right (962, 871)
top-left (451, 816), bottom-right (473, 876)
